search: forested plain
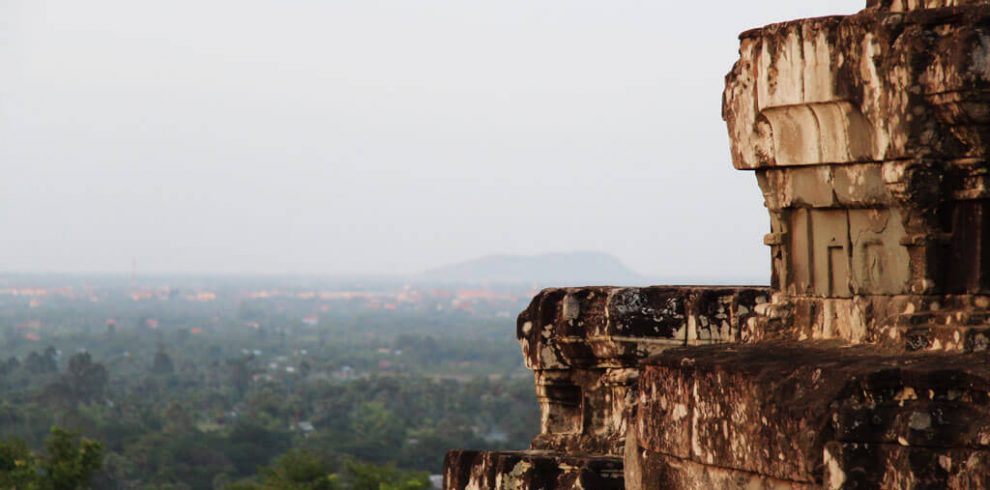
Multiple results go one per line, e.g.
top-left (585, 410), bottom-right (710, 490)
top-left (0, 276), bottom-right (539, 489)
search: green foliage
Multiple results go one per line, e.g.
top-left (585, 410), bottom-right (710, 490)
top-left (341, 460), bottom-right (429, 490)
top-left (0, 279), bottom-right (539, 488)
top-left (152, 345), bottom-right (175, 376)
top-left (64, 353), bottom-right (109, 403)
top-left (0, 436), bottom-right (40, 489)
top-left (42, 428), bottom-right (104, 490)
top-left (256, 449), bottom-right (339, 490)
top-left (228, 452), bottom-right (429, 490)
top-left (0, 427), bottom-right (103, 490)
top-left (24, 347), bottom-right (58, 375)
top-left (345, 403), bottom-right (404, 463)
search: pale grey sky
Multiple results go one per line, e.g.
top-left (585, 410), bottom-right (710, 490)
top-left (0, 0), bottom-right (863, 280)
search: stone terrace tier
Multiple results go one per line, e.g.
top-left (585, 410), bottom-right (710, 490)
top-left (518, 286), bottom-right (770, 456)
top-left (442, 286), bottom-right (769, 490)
top-left (868, 0), bottom-right (990, 10)
top-left (443, 450), bottom-right (623, 490)
top-left (629, 342), bottom-right (990, 489)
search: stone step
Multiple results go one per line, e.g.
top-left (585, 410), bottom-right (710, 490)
top-left (443, 450), bottom-right (623, 490)
top-left (517, 286), bottom-right (771, 370)
top-left (881, 309), bottom-right (990, 352)
top-left (895, 309), bottom-right (990, 328)
top-left (629, 341), bottom-right (990, 489)
top-left (885, 324), bottom-right (990, 352)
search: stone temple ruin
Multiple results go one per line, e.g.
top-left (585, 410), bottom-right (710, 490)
top-left (445, 1), bottom-right (990, 488)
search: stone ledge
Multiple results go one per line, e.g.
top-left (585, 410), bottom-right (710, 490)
top-left (627, 442), bottom-right (990, 489)
top-left (442, 450), bottom-right (623, 490)
top-left (823, 442), bottom-right (990, 488)
top-left (867, 0), bottom-right (990, 12)
top-left (635, 341), bottom-right (990, 484)
top-left (518, 286), bottom-right (770, 370)
top-left (625, 449), bottom-right (817, 490)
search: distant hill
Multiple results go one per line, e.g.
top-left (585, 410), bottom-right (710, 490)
top-left (418, 252), bottom-right (644, 286)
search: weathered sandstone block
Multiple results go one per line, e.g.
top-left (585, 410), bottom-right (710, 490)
top-left (442, 287), bottom-right (768, 489)
top-left (442, 450), bottom-right (623, 490)
top-left (518, 287), bottom-right (769, 456)
top-left (631, 342), bottom-right (990, 488)
top-left (823, 442), bottom-right (990, 488)
top-left (724, 1), bottom-right (990, 350)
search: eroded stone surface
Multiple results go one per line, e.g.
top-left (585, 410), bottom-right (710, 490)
top-left (725, 4), bottom-right (990, 170)
top-left (868, 0), bottom-right (990, 12)
top-left (632, 451), bottom-right (817, 490)
top-left (443, 450), bottom-right (623, 490)
top-left (518, 287), bottom-right (769, 455)
top-left (748, 293), bottom-right (990, 349)
top-left (444, 287), bottom-right (769, 489)
top-left (824, 442), bottom-right (990, 489)
top-left (725, 2), bottom-right (990, 340)
top-left (633, 342), bottom-right (990, 485)
top-left (517, 287), bottom-right (770, 371)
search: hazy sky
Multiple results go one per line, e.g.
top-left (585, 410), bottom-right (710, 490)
top-left (0, 0), bottom-right (863, 280)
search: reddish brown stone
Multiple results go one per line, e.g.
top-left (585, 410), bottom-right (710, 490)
top-left (443, 450), bottom-right (623, 490)
top-left (824, 442), bottom-right (990, 488)
top-left (635, 342), bottom-right (990, 484)
top-left (517, 286), bottom-right (770, 457)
